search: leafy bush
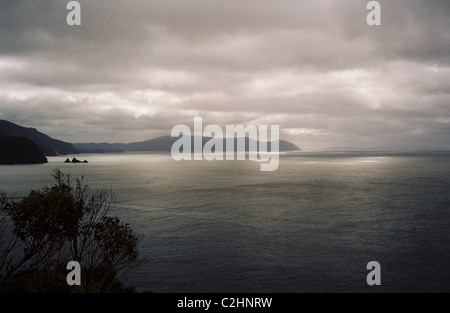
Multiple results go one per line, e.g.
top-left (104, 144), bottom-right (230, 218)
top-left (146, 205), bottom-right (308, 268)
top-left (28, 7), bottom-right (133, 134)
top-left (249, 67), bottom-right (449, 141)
top-left (0, 169), bottom-right (139, 293)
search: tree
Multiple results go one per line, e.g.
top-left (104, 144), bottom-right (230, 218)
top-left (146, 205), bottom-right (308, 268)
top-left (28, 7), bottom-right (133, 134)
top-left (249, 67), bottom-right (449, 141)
top-left (0, 192), bottom-right (19, 277)
top-left (0, 169), bottom-right (139, 292)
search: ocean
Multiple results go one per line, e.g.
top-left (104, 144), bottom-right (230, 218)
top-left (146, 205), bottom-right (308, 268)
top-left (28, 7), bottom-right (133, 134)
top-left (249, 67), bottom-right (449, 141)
top-left (1, 151), bottom-right (449, 292)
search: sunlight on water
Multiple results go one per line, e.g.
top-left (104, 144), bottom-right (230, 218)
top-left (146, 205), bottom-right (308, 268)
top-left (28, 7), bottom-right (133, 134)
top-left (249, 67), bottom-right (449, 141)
top-left (1, 152), bottom-right (449, 292)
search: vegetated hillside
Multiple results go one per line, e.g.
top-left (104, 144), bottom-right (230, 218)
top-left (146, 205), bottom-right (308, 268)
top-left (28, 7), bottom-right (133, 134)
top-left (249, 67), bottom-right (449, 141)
top-left (0, 136), bottom-right (48, 164)
top-left (0, 120), bottom-right (78, 156)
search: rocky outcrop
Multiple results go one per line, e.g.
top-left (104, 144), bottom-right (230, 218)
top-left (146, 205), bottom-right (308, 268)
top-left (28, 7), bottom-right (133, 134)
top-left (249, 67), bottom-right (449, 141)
top-left (64, 158), bottom-right (88, 163)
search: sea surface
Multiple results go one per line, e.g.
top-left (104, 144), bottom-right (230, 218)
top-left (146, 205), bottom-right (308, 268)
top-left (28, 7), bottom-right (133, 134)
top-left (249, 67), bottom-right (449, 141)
top-left (1, 151), bottom-right (449, 292)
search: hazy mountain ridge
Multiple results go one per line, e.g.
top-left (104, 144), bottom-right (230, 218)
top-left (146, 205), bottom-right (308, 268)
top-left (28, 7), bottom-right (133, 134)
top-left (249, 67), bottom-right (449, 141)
top-left (74, 136), bottom-right (301, 153)
top-left (0, 120), bottom-right (300, 157)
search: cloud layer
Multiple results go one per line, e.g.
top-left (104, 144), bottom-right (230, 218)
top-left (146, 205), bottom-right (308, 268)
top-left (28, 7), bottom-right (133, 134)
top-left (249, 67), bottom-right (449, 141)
top-left (0, 0), bottom-right (449, 149)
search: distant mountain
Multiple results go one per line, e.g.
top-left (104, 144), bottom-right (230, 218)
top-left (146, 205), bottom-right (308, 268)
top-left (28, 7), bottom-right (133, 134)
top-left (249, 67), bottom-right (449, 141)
top-left (73, 142), bottom-right (126, 153)
top-left (74, 136), bottom-right (301, 153)
top-left (276, 140), bottom-right (301, 152)
top-left (324, 146), bottom-right (369, 152)
top-left (0, 136), bottom-right (48, 164)
top-left (0, 120), bottom-right (78, 156)
top-left (76, 148), bottom-right (124, 154)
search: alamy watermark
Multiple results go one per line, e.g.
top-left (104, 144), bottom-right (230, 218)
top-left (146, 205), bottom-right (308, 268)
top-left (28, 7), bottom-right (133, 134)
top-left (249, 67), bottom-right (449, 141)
top-left (66, 1), bottom-right (81, 26)
top-left (170, 117), bottom-right (280, 172)
top-left (66, 1), bottom-right (381, 27)
top-left (367, 1), bottom-right (381, 26)
top-left (367, 261), bottom-right (381, 286)
top-left (66, 261), bottom-right (81, 286)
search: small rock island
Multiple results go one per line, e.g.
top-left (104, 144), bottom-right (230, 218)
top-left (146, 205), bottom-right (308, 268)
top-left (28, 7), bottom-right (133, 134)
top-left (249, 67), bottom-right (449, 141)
top-left (64, 157), bottom-right (88, 163)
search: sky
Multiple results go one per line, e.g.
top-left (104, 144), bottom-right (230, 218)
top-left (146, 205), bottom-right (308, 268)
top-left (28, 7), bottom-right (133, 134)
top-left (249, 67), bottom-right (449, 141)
top-left (0, 0), bottom-right (448, 150)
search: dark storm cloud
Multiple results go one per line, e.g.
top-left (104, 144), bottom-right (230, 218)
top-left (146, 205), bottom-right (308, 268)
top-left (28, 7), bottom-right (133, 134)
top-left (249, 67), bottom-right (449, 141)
top-left (0, 0), bottom-right (448, 149)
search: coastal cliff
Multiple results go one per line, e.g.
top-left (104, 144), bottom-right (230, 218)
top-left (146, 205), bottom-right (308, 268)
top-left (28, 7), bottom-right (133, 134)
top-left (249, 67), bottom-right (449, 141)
top-left (0, 136), bottom-right (48, 165)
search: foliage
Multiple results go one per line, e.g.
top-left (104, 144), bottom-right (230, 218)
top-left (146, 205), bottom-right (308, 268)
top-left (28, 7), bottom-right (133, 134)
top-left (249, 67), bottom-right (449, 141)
top-left (0, 169), bottom-right (139, 293)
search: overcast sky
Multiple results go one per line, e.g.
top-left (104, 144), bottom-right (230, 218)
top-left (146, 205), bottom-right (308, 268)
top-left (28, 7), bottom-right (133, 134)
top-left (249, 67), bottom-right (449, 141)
top-left (0, 0), bottom-right (448, 150)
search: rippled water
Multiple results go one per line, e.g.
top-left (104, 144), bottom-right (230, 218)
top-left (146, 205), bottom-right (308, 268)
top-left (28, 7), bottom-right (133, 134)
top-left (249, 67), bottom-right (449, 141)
top-left (1, 152), bottom-right (449, 292)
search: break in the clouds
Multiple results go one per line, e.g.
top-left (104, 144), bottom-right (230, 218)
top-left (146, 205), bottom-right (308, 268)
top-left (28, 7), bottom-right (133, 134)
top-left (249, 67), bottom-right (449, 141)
top-left (0, 0), bottom-right (449, 150)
